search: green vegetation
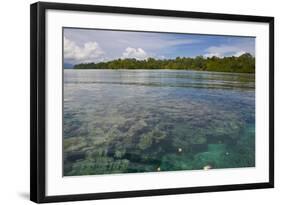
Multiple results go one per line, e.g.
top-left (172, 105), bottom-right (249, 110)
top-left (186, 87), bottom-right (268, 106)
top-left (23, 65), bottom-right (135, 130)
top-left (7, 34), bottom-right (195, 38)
top-left (74, 53), bottom-right (255, 73)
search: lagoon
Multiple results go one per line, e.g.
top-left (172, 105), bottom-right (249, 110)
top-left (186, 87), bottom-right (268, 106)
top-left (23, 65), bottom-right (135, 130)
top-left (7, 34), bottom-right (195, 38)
top-left (63, 69), bottom-right (255, 176)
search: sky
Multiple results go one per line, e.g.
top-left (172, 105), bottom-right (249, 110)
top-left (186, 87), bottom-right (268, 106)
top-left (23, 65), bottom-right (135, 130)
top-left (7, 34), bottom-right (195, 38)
top-left (64, 28), bottom-right (255, 66)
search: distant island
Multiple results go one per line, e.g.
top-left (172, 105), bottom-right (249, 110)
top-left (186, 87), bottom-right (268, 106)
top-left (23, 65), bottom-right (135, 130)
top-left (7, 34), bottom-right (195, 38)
top-left (73, 53), bottom-right (255, 73)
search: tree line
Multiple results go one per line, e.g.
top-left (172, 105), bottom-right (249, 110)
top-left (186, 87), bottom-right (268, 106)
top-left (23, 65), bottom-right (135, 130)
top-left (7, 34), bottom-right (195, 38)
top-left (73, 53), bottom-right (255, 73)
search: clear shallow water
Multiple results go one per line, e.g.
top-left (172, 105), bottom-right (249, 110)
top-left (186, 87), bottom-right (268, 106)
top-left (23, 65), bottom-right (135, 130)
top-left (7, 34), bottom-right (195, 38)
top-left (63, 69), bottom-right (255, 176)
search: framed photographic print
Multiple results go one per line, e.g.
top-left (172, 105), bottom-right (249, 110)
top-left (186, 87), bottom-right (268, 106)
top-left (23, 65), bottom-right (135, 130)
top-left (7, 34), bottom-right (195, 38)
top-left (30, 1), bottom-right (274, 203)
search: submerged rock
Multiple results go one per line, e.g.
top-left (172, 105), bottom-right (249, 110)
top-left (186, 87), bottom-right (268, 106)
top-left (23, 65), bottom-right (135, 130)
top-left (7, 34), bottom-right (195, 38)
top-left (65, 156), bottom-right (129, 176)
top-left (64, 137), bottom-right (87, 152)
top-left (191, 135), bottom-right (207, 144)
top-left (137, 129), bottom-right (166, 150)
top-left (65, 151), bottom-right (86, 162)
top-left (138, 134), bottom-right (153, 150)
top-left (114, 148), bottom-right (126, 159)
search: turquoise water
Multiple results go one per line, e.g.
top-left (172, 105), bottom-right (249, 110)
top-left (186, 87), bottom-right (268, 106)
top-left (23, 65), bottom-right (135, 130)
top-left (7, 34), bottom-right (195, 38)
top-left (63, 69), bottom-right (255, 176)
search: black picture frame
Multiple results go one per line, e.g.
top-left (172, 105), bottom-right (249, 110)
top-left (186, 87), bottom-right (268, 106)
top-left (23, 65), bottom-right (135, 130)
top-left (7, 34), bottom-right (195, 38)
top-left (30, 1), bottom-right (274, 203)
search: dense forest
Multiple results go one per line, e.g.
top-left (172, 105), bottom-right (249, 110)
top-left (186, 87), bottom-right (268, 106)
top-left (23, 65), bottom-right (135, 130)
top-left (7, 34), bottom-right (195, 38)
top-left (73, 53), bottom-right (255, 73)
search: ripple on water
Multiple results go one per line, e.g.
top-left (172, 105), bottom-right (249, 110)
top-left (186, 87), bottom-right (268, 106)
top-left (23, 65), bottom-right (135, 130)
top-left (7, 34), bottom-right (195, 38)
top-left (63, 70), bottom-right (255, 176)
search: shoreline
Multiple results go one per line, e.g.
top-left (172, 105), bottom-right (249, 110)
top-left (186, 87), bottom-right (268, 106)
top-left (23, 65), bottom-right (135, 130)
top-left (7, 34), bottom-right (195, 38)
top-left (64, 68), bottom-right (255, 75)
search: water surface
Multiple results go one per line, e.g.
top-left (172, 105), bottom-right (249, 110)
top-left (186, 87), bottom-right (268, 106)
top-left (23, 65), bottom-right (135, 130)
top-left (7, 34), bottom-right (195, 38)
top-left (63, 69), bottom-right (255, 176)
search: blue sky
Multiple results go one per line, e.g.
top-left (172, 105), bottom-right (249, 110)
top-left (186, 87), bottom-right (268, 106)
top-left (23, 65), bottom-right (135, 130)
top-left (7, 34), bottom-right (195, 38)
top-left (64, 28), bottom-right (255, 65)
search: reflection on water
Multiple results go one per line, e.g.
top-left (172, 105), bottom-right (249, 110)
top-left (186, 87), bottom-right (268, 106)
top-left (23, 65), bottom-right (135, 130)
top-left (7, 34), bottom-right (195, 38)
top-left (63, 69), bottom-right (255, 176)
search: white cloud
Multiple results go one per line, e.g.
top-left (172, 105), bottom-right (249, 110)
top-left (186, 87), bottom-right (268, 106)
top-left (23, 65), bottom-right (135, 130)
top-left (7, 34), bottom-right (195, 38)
top-left (64, 29), bottom-right (201, 60)
top-left (64, 37), bottom-right (104, 64)
top-left (122, 47), bottom-right (148, 60)
top-left (204, 42), bottom-right (254, 58)
top-left (205, 45), bottom-right (239, 55)
top-left (233, 51), bottom-right (246, 57)
top-left (203, 53), bottom-right (223, 58)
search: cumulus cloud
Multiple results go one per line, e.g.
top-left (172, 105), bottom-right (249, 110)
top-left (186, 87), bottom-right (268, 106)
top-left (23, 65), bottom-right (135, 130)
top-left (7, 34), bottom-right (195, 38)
top-left (203, 53), bottom-right (223, 58)
top-left (64, 37), bottom-right (104, 64)
top-left (204, 44), bottom-right (253, 58)
top-left (233, 51), bottom-right (246, 57)
top-left (122, 47), bottom-right (148, 60)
